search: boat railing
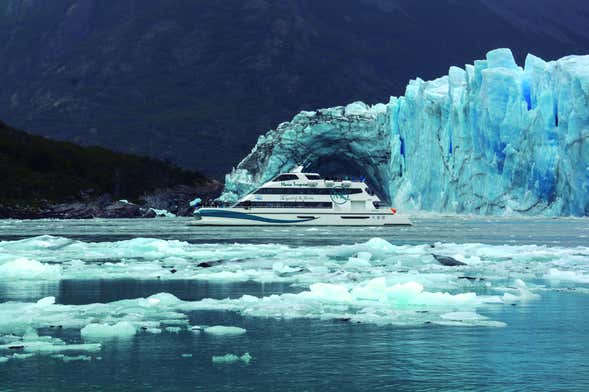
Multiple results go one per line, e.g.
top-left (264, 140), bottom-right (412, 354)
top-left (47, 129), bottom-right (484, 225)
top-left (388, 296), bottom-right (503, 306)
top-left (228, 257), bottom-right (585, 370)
top-left (323, 176), bottom-right (366, 183)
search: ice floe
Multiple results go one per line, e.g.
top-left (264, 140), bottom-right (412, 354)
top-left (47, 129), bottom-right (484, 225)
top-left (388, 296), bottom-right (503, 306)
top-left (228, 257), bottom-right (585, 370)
top-left (0, 236), bottom-right (587, 297)
top-left (545, 268), bottom-right (589, 284)
top-left (0, 277), bottom-right (522, 364)
top-left (0, 257), bottom-right (61, 280)
top-left (1, 235), bottom-right (588, 363)
top-left (203, 326), bottom-right (247, 336)
top-left (212, 352), bottom-right (252, 364)
top-left (81, 321), bottom-right (137, 340)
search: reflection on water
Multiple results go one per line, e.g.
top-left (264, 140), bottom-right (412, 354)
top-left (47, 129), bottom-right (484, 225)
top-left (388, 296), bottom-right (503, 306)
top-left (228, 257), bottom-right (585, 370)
top-left (0, 280), bottom-right (60, 303)
top-left (1, 291), bottom-right (588, 391)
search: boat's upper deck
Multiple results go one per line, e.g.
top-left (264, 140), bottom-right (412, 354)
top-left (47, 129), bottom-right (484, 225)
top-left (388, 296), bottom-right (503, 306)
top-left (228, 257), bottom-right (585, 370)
top-left (233, 167), bottom-right (382, 210)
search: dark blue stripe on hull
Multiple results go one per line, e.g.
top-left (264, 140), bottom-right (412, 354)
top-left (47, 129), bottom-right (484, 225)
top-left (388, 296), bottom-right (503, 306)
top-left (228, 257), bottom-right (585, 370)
top-left (198, 209), bottom-right (317, 224)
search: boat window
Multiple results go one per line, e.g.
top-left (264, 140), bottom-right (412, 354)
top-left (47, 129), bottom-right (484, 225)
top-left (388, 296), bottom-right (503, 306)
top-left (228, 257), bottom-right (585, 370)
top-left (273, 174), bottom-right (299, 181)
top-left (255, 188), bottom-right (363, 195)
top-left (305, 174), bottom-right (321, 180)
top-left (237, 201), bottom-right (333, 208)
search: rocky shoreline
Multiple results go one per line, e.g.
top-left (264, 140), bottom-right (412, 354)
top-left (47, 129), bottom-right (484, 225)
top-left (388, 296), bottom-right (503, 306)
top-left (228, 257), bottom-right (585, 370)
top-left (0, 183), bottom-right (222, 219)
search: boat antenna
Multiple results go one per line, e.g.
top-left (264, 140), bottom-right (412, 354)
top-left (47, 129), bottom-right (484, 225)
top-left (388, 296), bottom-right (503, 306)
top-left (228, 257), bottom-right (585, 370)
top-left (291, 164), bottom-right (304, 173)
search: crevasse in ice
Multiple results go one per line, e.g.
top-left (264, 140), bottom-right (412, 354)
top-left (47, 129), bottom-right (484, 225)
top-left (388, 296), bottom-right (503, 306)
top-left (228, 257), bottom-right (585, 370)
top-left (220, 49), bottom-right (589, 216)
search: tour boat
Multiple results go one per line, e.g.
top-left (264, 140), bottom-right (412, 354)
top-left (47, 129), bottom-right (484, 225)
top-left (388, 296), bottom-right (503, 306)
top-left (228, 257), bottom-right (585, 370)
top-left (192, 167), bottom-right (412, 226)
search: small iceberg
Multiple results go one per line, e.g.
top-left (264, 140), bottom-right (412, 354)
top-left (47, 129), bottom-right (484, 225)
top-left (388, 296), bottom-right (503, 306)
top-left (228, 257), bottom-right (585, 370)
top-left (212, 352), bottom-right (252, 364)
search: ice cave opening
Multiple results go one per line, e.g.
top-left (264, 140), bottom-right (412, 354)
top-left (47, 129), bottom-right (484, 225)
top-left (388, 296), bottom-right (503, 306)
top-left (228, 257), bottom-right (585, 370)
top-left (304, 155), bottom-right (387, 202)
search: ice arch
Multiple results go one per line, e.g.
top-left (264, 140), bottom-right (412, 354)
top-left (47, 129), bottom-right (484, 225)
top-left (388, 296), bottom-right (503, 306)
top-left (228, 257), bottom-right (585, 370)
top-left (220, 49), bottom-right (589, 216)
top-left (220, 103), bottom-right (394, 202)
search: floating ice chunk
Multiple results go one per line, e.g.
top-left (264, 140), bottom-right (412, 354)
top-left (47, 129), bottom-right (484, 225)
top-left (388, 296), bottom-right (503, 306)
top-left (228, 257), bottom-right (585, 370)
top-left (11, 353), bottom-right (35, 360)
top-left (4, 234), bottom-right (586, 292)
top-left (188, 278), bottom-right (504, 325)
top-left (81, 321), bottom-right (136, 340)
top-left (502, 280), bottom-right (540, 302)
top-left (203, 326), bottom-right (247, 336)
top-left (0, 236), bottom-right (585, 335)
top-left (181, 353), bottom-right (192, 358)
top-left (306, 283), bottom-right (354, 303)
top-left (440, 312), bottom-right (486, 321)
top-left (545, 269), bottom-right (589, 284)
top-left (272, 262), bottom-right (301, 275)
top-left (189, 198), bottom-right (202, 207)
top-left (344, 256), bottom-right (372, 270)
top-left (147, 292), bottom-right (182, 306)
top-left (364, 238), bottom-right (395, 253)
top-left (60, 355), bottom-right (92, 362)
top-left (212, 353), bottom-right (239, 364)
top-left (0, 258), bottom-right (61, 280)
top-left (165, 327), bottom-right (182, 333)
top-left (194, 270), bottom-right (258, 282)
top-left (36, 296), bottom-right (56, 307)
top-left (212, 352), bottom-right (252, 364)
top-left (204, 326), bottom-right (246, 336)
top-left (0, 356), bottom-right (8, 363)
top-left (439, 311), bottom-right (508, 328)
top-left (350, 277), bottom-right (388, 301)
top-left (385, 281), bottom-right (428, 306)
top-left (3, 341), bottom-right (103, 354)
top-left (356, 252), bottom-right (372, 261)
top-left (240, 352), bottom-right (252, 363)
top-left (160, 319), bottom-right (188, 327)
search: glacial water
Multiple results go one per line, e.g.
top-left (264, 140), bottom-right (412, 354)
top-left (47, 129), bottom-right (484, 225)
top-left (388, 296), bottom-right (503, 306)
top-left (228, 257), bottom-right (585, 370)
top-left (0, 217), bottom-right (588, 391)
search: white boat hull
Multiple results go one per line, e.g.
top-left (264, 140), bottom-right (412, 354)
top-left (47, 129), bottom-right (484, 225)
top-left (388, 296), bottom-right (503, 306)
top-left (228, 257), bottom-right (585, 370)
top-left (191, 208), bottom-right (412, 226)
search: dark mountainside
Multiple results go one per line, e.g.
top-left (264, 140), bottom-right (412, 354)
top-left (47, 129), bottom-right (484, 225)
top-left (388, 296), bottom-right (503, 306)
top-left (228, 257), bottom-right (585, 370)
top-left (1, 0), bottom-right (589, 178)
top-left (0, 120), bottom-right (220, 218)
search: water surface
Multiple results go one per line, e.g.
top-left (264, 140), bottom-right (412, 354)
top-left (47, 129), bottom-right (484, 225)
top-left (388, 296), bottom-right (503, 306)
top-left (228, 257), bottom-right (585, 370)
top-left (0, 217), bottom-right (588, 391)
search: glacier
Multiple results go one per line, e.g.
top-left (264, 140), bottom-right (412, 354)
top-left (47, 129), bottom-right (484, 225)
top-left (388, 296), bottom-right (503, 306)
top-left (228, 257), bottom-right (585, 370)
top-left (220, 49), bottom-right (589, 216)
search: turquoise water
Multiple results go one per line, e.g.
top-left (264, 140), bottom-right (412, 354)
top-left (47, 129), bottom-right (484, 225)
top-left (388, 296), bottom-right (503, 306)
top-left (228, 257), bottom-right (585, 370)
top-left (0, 217), bottom-right (588, 391)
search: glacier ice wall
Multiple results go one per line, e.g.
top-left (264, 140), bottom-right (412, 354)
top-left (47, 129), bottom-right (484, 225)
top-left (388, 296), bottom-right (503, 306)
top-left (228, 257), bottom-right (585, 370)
top-left (221, 49), bottom-right (589, 216)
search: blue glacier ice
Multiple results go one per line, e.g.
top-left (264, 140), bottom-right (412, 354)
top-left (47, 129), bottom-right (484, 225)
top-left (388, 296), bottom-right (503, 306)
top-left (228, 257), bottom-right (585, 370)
top-left (220, 49), bottom-right (589, 216)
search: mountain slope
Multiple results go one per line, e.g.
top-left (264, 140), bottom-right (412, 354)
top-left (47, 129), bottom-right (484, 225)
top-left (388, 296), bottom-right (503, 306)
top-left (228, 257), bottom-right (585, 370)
top-left (0, 120), bottom-right (213, 211)
top-left (1, 0), bottom-right (589, 177)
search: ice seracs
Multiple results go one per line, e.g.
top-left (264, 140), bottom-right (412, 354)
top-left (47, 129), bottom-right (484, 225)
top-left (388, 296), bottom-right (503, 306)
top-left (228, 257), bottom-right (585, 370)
top-left (221, 48), bottom-right (589, 216)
